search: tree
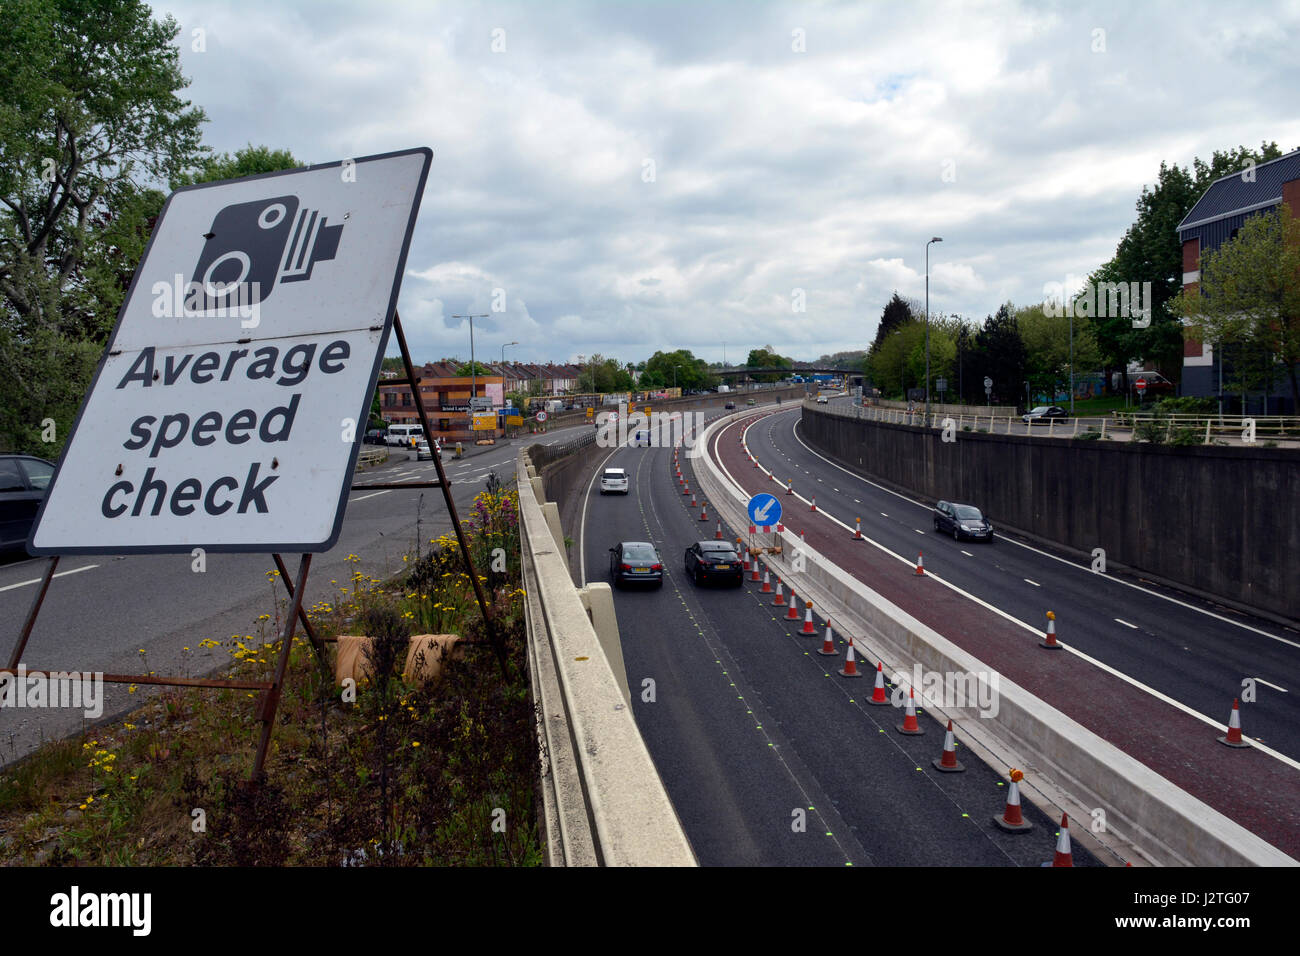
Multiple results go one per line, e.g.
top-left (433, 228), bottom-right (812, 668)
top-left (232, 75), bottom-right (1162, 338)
top-left (870, 292), bottom-right (915, 351)
top-left (173, 144), bottom-right (300, 187)
top-left (0, 0), bottom-right (207, 453)
top-left (457, 361), bottom-right (492, 376)
top-left (1017, 303), bottom-right (1102, 400)
top-left (1170, 204), bottom-right (1300, 409)
top-left (972, 304), bottom-right (1027, 407)
top-left (645, 349), bottom-right (714, 389)
top-left (745, 347), bottom-right (792, 382)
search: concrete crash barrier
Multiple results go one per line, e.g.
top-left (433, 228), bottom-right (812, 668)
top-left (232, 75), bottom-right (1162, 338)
top-left (517, 451), bottom-right (696, 867)
top-left (696, 408), bottom-right (1296, 867)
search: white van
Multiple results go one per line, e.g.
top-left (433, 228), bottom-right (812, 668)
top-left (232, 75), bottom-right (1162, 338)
top-left (386, 423), bottom-right (424, 447)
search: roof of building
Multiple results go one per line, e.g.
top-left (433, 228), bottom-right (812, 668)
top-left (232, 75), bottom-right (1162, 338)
top-left (1178, 148), bottom-right (1300, 234)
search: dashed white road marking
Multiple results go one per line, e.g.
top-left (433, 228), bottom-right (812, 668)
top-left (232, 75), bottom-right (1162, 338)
top-left (352, 491), bottom-right (391, 502)
top-left (961, 550), bottom-right (973, 557)
top-left (1115, 618), bottom-right (1139, 629)
top-left (0, 564), bottom-right (99, 593)
top-left (1024, 578), bottom-right (1041, 587)
top-left (1254, 678), bottom-right (1288, 693)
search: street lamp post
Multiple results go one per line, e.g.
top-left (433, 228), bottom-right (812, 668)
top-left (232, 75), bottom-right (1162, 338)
top-left (452, 313), bottom-right (489, 422)
top-left (674, 364), bottom-right (682, 391)
top-left (501, 340), bottom-right (519, 427)
top-left (925, 237), bottom-right (943, 425)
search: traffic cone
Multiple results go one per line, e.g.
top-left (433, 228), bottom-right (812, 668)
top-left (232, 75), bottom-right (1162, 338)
top-left (761, 568), bottom-right (772, 592)
top-left (801, 601), bottom-right (816, 634)
top-left (772, 579), bottom-right (785, 606)
top-left (750, 558), bottom-right (760, 582)
top-left (1040, 610), bottom-right (1061, 649)
top-left (1047, 814), bottom-right (1073, 867)
top-left (810, 496), bottom-right (817, 512)
top-left (689, 492), bottom-right (697, 508)
top-left (897, 687), bottom-right (924, 735)
top-left (682, 481), bottom-right (690, 495)
top-left (837, 635), bottom-right (863, 678)
top-left (993, 768), bottom-right (1034, 832)
top-left (785, 590), bottom-right (800, 620)
top-left (932, 720), bottom-right (965, 772)
top-left (868, 662), bottom-right (889, 705)
top-left (715, 521), bottom-right (723, 539)
top-left (1218, 698), bottom-right (1251, 748)
top-left (754, 457), bottom-right (760, 469)
top-left (786, 479), bottom-right (793, 495)
top-left (915, 551), bottom-right (925, 575)
top-left (699, 501), bottom-right (709, 521)
top-left (817, 623), bottom-right (838, 656)
top-left (853, 517), bottom-right (862, 539)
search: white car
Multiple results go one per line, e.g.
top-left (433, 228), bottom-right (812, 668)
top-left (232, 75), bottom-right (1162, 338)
top-left (416, 438), bottom-right (440, 460)
top-left (600, 467), bottom-right (630, 495)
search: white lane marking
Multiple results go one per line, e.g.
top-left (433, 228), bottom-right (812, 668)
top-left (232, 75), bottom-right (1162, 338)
top-left (916, 529), bottom-right (925, 535)
top-left (0, 564), bottom-right (99, 593)
top-left (787, 417), bottom-right (1300, 651)
top-left (1115, 618), bottom-right (1139, 629)
top-left (1254, 678), bottom-right (1288, 693)
top-left (579, 444), bottom-right (624, 587)
top-left (961, 550), bottom-right (973, 557)
top-left (880, 512), bottom-right (888, 517)
top-left (1024, 578), bottom-right (1040, 587)
top-left (723, 412), bottom-right (1300, 773)
top-left (352, 491), bottom-right (391, 502)
top-left (854, 498), bottom-right (860, 503)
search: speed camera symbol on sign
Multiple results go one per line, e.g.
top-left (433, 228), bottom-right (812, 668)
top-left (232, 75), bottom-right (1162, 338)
top-left (190, 196), bottom-right (344, 313)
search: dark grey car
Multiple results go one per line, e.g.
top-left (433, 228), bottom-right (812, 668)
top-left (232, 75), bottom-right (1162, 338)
top-left (609, 541), bottom-right (664, 588)
top-left (933, 500), bottom-right (994, 542)
top-left (1, 455), bottom-right (55, 554)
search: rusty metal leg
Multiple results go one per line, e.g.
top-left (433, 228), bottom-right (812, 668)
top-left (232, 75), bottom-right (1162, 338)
top-left (6, 556), bottom-right (59, 671)
top-left (251, 554), bottom-right (312, 781)
top-left (273, 552), bottom-right (324, 660)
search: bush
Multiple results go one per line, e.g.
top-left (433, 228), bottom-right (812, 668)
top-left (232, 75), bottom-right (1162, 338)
top-left (1076, 431), bottom-right (1102, 441)
top-left (1153, 396), bottom-right (1216, 415)
top-left (1133, 418), bottom-right (1168, 444)
top-left (1169, 426), bottom-right (1204, 447)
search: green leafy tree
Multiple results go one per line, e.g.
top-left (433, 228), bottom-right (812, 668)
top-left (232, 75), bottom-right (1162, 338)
top-left (971, 304), bottom-right (1027, 406)
top-left (745, 346), bottom-right (792, 383)
top-left (0, 0), bottom-right (207, 454)
top-left (870, 292), bottom-right (915, 351)
top-left (174, 144), bottom-right (300, 187)
top-left (457, 361), bottom-right (492, 376)
top-left (1017, 303), bottom-right (1102, 400)
top-left (1170, 204), bottom-right (1300, 408)
top-left (645, 349), bottom-right (713, 389)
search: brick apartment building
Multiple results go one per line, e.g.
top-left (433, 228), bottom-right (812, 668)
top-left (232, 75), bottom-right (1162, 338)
top-left (1177, 148), bottom-right (1300, 413)
top-left (378, 361), bottom-right (505, 441)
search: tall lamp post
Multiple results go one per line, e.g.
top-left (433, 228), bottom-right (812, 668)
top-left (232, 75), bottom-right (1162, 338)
top-left (674, 364), bottom-right (682, 391)
top-left (452, 313), bottom-right (489, 421)
top-left (925, 236), bottom-right (943, 425)
top-left (501, 340), bottom-right (519, 427)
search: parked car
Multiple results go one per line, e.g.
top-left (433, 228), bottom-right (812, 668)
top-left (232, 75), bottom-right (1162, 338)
top-left (363, 428), bottom-right (388, 444)
top-left (684, 541), bottom-right (744, 586)
top-left (600, 467), bottom-right (629, 494)
top-left (609, 541), bottom-right (664, 587)
top-left (933, 500), bottom-right (994, 542)
top-left (1022, 406), bottom-right (1068, 425)
top-left (0, 454), bottom-right (55, 554)
top-left (1131, 371), bottom-right (1175, 397)
top-left (415, 438), bottom-right (441, 460)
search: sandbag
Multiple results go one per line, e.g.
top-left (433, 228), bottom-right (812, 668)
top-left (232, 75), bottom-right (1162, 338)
top-left (334, 634), bottom-right (462, 687)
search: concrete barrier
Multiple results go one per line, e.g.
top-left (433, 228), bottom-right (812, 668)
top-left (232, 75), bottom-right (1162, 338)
top-left (695, 409), bottom-right (1296, 867)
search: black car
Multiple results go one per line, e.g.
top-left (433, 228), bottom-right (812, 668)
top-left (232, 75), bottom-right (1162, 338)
top-left (609, 541), bottom-right (664, 588)
top-left (0, 454), bottom-right (55, 554)
top-left (684, 541), bottom-right (744, 586)
top-left (933, 500), bottom-right (994, 542)
top-left (363, 428), bottom-right (388, 444)
top-left (1022, 405), bottom-right (1068, 424)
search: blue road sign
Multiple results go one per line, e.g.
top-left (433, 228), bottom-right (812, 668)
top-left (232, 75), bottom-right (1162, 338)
top-left (747, 493), bottom-right (782, 528)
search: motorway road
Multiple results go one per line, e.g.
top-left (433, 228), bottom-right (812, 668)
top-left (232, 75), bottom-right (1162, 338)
top-left (581, 409), bottom-right (1099, 866)
top-left (0, 425), bottom-right (589, 767)
top-left (713, 400), bottom-right (1300, 858)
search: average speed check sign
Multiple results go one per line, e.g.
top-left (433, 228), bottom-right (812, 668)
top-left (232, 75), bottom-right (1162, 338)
top-left (747, 493), bottom-right (782, 531)
top-left (29, 148), bottom-right (432, 554)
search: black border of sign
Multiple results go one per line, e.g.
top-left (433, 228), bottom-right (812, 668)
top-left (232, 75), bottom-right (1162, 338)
top-left (26, 146), bottom-right (433, 556)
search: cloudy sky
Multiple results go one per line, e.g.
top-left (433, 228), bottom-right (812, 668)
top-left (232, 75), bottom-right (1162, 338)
top-left (151, 0), bottom-right (1300, 366)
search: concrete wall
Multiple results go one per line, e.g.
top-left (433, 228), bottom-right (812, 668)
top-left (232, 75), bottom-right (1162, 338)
top-left (801, 407), bottom-right (1300, 622)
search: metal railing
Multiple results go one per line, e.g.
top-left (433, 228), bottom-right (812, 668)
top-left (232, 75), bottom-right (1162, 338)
top-left (1111, 411), bottom-right (1299, 437)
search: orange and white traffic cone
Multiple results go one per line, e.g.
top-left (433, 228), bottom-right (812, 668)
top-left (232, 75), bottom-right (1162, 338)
top-left (897, 687), bottom-right (924, 735)
top-left (761, 568), bottom-right (772, 592)
top-left (772, 579), bottom-right (785, 606)
top-left (801, 601), bottom-right (816, 634)
top-left (1040, 610), bottom-right (1061, 650)
top-left (750, 557), bottom-right (760, 582)
top-left (754, 457), bottom-right (760, 469)
top-left (786, 479), bottom-right (793, 495)
top-left (715, 522), bottom-right (723, 540)
top-left (838, 634), bottom-right (862, 677)
top-left (689, 492), bottom-right (697, 508)
top-left (1218, 698), bottom-right (1251, 748)
top-left (993, 768), bottom-right (1034, 832)
top-left (853, 518), bottom-right (862, 539)
top-left (932, 719), bottom-right (965, 772)
top-left (818, 622), bottom-right (838, 656)
top-left (915, 551), bottom-right (925, 575)
top-left (810, 496), bottom-right (817, 512)
top-left (868, 662), bottom-right (889, 705)
top-left (783, 588), bottom-right (799, 619)
top-left (1047, 814), bottom-right (1073, 867)
top-left (683, 481), bottom-right (690, 496)
top-left (700, 502), bottom-right (709, 521)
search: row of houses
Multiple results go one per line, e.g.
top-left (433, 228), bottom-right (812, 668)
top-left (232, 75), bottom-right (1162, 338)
top-left (379, 360), bottom-right (584, 396)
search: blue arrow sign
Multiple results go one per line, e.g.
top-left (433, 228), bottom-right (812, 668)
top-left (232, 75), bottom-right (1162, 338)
top-left (747, 493), bottom-right (782, 528)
